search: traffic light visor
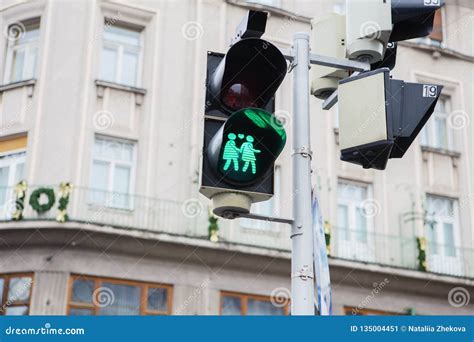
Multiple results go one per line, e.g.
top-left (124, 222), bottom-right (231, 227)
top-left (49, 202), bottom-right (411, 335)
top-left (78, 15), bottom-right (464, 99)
top-left (209, 38), bottom-right (287, 113)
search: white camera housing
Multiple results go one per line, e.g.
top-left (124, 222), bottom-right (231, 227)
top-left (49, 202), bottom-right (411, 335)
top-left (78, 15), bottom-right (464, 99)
top-left (310, 13), bottom-right (349, 99)
top-left (345, 0), bottom-right (393, 63)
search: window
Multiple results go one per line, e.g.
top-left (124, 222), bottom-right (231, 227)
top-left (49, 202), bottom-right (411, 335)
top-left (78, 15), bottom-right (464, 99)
top-left (4, 19), bottom-right (40, 83)
top-left (240, 166), bottom-right (280, 230)
top-left (425, 196), bottom-right (459, 257)
top-left (89, 136), bottom-right (136, 209)
top-left (99, 21), bottom-right (142, 87)
top-left (68, 276), bottom-right (172, 315)
top-left (0, 136), bottom-right (27, 219)
top-left (336, 181), bottom-right (375, 262)
top-left (0, 274), bottom-right (33, 315)
top-left (421, 96), bottom-right (452, 150)
top-left (220, 292), bottom-right (288, 315)
top-left (337, 182), bottom-right (370, 243)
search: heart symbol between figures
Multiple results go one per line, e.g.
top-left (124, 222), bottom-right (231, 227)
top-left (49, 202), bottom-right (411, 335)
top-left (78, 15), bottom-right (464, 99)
top-left (238, 134), bottom-right (245, 139)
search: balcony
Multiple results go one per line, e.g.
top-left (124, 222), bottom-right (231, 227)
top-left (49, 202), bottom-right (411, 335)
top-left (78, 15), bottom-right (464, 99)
top-left (330, 227), bottom-right (474, 279)
top-left (0, 186), bottom-right (472, 279)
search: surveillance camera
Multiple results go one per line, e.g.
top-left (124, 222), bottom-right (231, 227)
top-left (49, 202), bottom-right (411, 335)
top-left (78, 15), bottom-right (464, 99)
top-left (310, 13), bottom-right (349, 100)
top-left (345, 0), bottom-right (392, 63)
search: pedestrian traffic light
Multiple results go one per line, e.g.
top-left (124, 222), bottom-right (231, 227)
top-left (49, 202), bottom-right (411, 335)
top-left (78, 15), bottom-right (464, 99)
top-left (199, 10), bottom-right (288, 216)
top-left (338, 68), bottom-right (443, 170)
top-left (207, 108), bottom-right (286, 183)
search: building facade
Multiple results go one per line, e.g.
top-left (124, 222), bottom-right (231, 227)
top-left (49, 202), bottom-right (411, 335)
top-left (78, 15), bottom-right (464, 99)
top-left (0, 0), bottom-right (472, 315)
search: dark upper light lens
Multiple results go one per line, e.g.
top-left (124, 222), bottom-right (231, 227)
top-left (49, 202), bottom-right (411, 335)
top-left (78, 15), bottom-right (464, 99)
top-left (222, 83), bottom-right (256, 111)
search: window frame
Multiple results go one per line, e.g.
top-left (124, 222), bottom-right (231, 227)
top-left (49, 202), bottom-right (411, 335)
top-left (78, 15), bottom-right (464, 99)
top-left (67, 275), bottom-right (173, 316)
top-left (220, 291), bottom-right (289, 315)
top-left (4, 19), bottom-right (40, 84)
top-left (89, 135), bottom-right (137, 210)
top-left (424, 195), bottom-right (460, 256)
top-left (99, 20), bottom-right (144, 87)
top-left (420, 95), bottom-right (453, 151)
top-left (0, 148), bottom-right (27, 219)
top-left (0, 273), bottom-right (34, 316)
top-left (336, 180), bottom-right (373, 243)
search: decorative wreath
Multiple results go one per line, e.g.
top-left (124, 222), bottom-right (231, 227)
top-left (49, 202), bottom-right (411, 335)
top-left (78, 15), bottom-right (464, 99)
top-left (29, 187), bottom-right (56, 214)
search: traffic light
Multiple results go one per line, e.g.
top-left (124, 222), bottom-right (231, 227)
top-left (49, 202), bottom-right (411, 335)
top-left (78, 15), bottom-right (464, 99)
top-left (199, 10), bottom-right (288, 215)
top-left (390, 0), bottom-right (445, 42)
top-left (338, 68), bottom-right (443, 170)
top-left (316, 0), bottom-right (445, 170)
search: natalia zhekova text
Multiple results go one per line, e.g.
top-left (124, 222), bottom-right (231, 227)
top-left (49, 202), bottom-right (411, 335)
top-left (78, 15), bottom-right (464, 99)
top-left (350, 325), bottom-right (467, 333)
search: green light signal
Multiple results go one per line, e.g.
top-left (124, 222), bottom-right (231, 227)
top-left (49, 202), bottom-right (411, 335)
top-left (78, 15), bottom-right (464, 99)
top-left (222, 134), bottom-right (261, 174)
top-left (211, 108), bottom-right (287, 184)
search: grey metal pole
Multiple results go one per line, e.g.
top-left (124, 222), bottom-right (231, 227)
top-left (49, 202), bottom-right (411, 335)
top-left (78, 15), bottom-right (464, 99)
top-left (291, 32), bottom-right (315, 315)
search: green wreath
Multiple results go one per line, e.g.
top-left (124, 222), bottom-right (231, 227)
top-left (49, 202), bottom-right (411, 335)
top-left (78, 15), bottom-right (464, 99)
top-left (29, 187), bottom-right (56, 214)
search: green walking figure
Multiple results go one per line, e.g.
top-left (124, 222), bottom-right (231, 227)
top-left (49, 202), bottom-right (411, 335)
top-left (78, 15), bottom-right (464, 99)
top-left (222, 133), bottom-right (240, 171)
top-left (240, 135), bottom-right (260, 174)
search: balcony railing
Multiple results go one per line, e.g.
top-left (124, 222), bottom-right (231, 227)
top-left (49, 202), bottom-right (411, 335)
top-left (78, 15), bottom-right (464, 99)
top-left (0, 186), bottom-right (472, 279)
top-left (330, 227), bottom-right (474, 279)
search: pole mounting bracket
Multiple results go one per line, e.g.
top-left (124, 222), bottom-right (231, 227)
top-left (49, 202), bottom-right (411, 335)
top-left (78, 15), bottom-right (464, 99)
top-left (292, 146), bottom-right (313, 160)
top-left (291, 265), bottom-right (314, 280)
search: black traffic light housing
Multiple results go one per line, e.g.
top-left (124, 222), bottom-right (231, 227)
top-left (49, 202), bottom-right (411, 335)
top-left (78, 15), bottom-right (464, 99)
top-left (390, 0), bottom-right (445, 42)
top-left (371, 1), bottom-right (443, 71)
top-left (339, 69), bottom-right (443, 170)
top-left (200, 11), bottom-right (288, 209)
top-left (207, 38), bottom-right (287, 117)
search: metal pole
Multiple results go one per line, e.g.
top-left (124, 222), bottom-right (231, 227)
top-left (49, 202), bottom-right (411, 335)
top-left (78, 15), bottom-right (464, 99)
top-left (291, 32), bottom-right (315, 315)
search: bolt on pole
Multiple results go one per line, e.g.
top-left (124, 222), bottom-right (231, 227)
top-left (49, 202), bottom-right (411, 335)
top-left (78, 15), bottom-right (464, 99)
top-left (291, 32), bottom-right (315, 315)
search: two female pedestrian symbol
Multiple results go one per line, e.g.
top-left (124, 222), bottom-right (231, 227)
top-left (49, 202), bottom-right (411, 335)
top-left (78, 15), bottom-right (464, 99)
top-left (222, 133), bottom-right (261, 174)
